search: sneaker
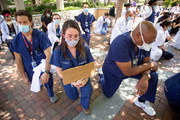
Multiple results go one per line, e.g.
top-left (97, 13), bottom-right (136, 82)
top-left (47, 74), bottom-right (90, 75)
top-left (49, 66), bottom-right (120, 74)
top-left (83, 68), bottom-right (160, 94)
top-left (83, 108), bottom-right (90, 115)
top-left (134, 98), bottom-right (156, 116)
top-left (50, 94), bottom-right (58, 103)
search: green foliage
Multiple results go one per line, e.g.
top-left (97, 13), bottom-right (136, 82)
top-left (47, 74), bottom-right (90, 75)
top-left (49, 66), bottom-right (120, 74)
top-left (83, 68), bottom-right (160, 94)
top-left (171, 0), bottom-right (180, 7)
top-left (43, 0), bottom-right (56, 4)
top-left (164, 0), bottom-right (172, 7)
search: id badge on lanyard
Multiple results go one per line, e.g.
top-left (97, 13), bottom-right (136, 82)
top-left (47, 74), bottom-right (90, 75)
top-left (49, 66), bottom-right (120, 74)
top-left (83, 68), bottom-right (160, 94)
top-left (133, 56), bottom-right (138, 66)
top-left (85, 17), bottom-right (88, 27)
top-left (22, 33), bottom-right (37, 68)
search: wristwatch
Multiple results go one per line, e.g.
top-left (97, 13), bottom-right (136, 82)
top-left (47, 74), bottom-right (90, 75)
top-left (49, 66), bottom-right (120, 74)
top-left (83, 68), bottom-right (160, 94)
top-left (45, 70), bottom-right (50, 74)
top-left (144, 72), bottom-right (151, 79)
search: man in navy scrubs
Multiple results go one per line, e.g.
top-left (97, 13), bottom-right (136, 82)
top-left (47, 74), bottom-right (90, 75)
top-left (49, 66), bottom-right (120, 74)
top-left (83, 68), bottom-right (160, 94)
top-left (99, 21), bottom-right (158, 116)
top-left (147, 0), bottom-right (157, 23)
top-left (76, 3), bottom-right (95, 45)
top-left (10, 10), bottom-right (58, 103)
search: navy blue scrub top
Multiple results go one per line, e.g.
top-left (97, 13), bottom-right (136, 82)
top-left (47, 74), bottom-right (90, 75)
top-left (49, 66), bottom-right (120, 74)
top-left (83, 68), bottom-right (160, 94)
top-left (10, 29), bottom-right (52, 72)
top-left (103, 32), bottom-right (150, 80)
top-left (76, 12), bottom-right (95, 35)
top-left (50, 44), bottom-right (94, 71)
top-left (148, 10), bottom-right (155, 23)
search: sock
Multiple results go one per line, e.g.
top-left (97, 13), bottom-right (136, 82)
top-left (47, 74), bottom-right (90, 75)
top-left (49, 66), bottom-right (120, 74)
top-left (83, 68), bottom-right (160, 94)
top-left (138, 98), bottom-right (145, 103)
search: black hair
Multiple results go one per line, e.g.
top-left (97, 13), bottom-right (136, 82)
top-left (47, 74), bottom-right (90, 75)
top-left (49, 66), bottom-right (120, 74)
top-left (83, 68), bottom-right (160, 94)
top-left (82, 3), bottom-right (89, 7)
top-left (15, 10), bottom-right (32, 21)
top-left (43, 8), bottom-right (52, 16)
top-left (148, 0), bottom-right (157, 6)
top-left (124, 3), bottom-right (131, 7)
top-left (157, 14), bottom-right (170, 23)
top-left (2, 9), bottom-right (11, 16)
top-left (160, 20), bottom-right (172, 28)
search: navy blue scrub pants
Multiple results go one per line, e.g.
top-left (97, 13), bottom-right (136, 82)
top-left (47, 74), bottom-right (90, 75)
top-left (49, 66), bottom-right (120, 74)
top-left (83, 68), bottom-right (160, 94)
top-left (61, 78), bottom-right (93, 109)
top-left (101, 22), bottom-right (108, 35)
top-left (81, 34), bottom-right (90, 45)
top-left (100, 70), bottom-right (158, 103)
top-left (26, 71), bottom-right (54, 97)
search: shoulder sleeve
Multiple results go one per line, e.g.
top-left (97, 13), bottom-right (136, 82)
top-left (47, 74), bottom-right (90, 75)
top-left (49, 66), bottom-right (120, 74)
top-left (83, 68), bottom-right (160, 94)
top-left (85, 45), bottom-right (94, 63)
top-left (50, 48), bottom-right (62, 68)
top-left (76, 14), bottom-right (81, 22)
top-left (39, 31), bottom-right (52, 51)
top-left (155, 31), bottom-right (165, 46)
top-left (41, 15), bottom-right (45, 22)
top-left (111, 37), bottom-right (131, 62)
top-left (9, 35), bottom-right (20, 53)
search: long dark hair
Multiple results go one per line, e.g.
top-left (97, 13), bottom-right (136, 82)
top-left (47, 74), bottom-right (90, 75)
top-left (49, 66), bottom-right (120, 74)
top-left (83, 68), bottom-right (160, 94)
top-left (60, 20), bottom-right (86, 60)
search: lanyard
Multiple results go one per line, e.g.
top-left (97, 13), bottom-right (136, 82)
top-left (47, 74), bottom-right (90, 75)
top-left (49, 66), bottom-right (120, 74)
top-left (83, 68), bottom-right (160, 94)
top-left (22, 33), bottom-right (34, 60)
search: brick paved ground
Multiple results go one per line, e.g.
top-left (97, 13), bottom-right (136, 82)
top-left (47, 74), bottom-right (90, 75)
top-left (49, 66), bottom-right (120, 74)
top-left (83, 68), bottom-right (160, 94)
top-left (0, 21), bottom-right (179, 120)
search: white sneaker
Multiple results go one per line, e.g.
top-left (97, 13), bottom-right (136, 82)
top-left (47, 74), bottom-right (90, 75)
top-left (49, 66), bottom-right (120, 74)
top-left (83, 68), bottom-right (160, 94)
top-left (134, 98), bottom-right (156, 116)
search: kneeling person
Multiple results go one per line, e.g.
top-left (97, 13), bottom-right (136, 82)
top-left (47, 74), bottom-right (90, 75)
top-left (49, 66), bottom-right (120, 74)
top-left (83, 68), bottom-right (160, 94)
top-left (100, 21), bottom-right (158, 116)
top-left (10, 10), bottom-right (58, 103)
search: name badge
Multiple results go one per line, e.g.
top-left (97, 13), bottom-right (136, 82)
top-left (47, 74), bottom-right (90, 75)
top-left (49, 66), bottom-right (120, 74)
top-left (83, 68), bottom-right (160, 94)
top-left (133, 58), bottom-right (138, 66)
top-left (85, 28), bottom-right (89, 33)
top-left (85, 21), bottom-right (88, 27)
top-left (31, 61), bottom-right (37, 68)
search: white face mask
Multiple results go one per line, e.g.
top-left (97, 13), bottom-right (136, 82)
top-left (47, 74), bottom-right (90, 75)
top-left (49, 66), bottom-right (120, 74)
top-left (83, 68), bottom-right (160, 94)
top-left (131, 22), bottom-right (152, 51)
top-left (6, 21), bottom-right (13, 26)
top-left (65, 38), bottom-right (79, 47)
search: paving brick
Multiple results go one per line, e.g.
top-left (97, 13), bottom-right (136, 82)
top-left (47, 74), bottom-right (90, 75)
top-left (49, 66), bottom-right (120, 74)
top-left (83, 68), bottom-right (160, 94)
top-left (34, 107), bottom-right (47, 118)
top-left (59, 93), bottom-right (68, 101)
top-left (40, 114), bottom-right (51, 120)
top-left (22, 100), bottom-right (36, 110)
top-left (14, 94), bottom-right (24, 102)
top-left (55, 106), bottom-right (68, 117)
top-left (3, 100), bottom-right (17, 110)
top-left (41, 101), bottom-right (52, 109)
top-left (114, 115), bottom-right (123, 120)
top-left (155, 111), bottom-right (164, 119)
top-left (61, 113), bottom-right (74, 120)
top-left (13, 106), bottom-right (27, 119)
top-left (32, 100), bottom-right (45, 110)
top-left (123, 115), bottom-right (133, 120)
top-left (12, 88), bottom-right (24, 96)
top-left (31, 93), bottom-right (42, 102)
top-left (75, 105), bottom-right (83, 113)
top-left (20, 89), bottom-right (30, 96)
top-left (51, 98), bottom-right (63, 109)
top-left (0, 94), bottom-right (6, 103)
top-left (65, 106), bottom-right (79, 117)
top-left (45, 106), bottom-right (57, 117)
top-left (162, 111), bottom-right (173, 120)
top-left (50, 114), bottom-right (62, 120)
top-left (70, 99), bottom-right (81, 108)
top-left (60, 99), bottom-right (73, 108)
top-left (25, 107), bottom-right (36, 118)
top-left (127, 109), bottom-right (143, 120)
top-left (118, 106), bottom-right (129, 117)
top-left (157, 103), bottom-right (166, 114)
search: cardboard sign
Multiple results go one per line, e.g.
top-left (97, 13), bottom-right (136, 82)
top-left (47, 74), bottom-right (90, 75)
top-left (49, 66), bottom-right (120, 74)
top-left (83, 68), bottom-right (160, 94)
top-left (62, 62), bottom-right (95, 85)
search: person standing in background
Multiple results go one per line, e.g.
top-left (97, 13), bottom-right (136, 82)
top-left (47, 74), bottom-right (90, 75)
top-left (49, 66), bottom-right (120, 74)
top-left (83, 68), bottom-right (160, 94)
top-left (109, 3), bottom-right (117, 28)
top-left (41, 8), bottom-right (52, 34)
top-left (76, 3), bottom-right (95, 45)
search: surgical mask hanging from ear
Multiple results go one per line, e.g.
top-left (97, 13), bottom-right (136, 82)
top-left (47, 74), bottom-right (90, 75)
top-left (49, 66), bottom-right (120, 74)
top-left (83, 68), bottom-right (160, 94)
top-left (47, 14), bottom-right (50, 17)
top-left (127, 17), bottom-right (132, 21)
top-left (166, 27), bottom-right (172, 31)
top-left (153, 6), bottom-right (157, 10)
top-left (65, 38), bottom-right (79, 47)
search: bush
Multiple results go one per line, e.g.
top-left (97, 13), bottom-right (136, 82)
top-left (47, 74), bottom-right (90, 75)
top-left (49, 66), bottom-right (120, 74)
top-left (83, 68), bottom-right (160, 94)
top-left (164, 0), bottom-right (172, 7)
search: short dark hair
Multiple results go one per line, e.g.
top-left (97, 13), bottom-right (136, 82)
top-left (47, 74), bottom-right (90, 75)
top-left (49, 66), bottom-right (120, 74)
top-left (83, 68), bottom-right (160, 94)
top-left (104, 12), bottom-right (109, 16)
top-left (52, 13), bottom-right (61, 19)
top-left (82, 3), bottom-right (89, 7)
top-left (124, 3), bottom-right (131, 7)
top-left (148, 0), bottom-right (157, 6)
top-left (43, 8), bottom-right (52, 15)
top-left (15, 10), bottom-right (32, 21)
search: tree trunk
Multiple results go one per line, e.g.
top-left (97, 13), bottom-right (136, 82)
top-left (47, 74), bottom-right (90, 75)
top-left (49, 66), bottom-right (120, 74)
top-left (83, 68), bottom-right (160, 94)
top-left (104, 0), bottom-right (106, 6)
top-left (108, 0), bottom-right (111, 5)
top-left (115, 0), bottom-right (125, 21)
top-left (32, 0), bottom-right (36, 4)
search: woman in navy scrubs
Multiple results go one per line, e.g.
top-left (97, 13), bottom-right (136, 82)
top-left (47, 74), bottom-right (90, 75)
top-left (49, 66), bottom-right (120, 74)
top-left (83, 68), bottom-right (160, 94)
top-left (50, 20), bottom-right (94, 115)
